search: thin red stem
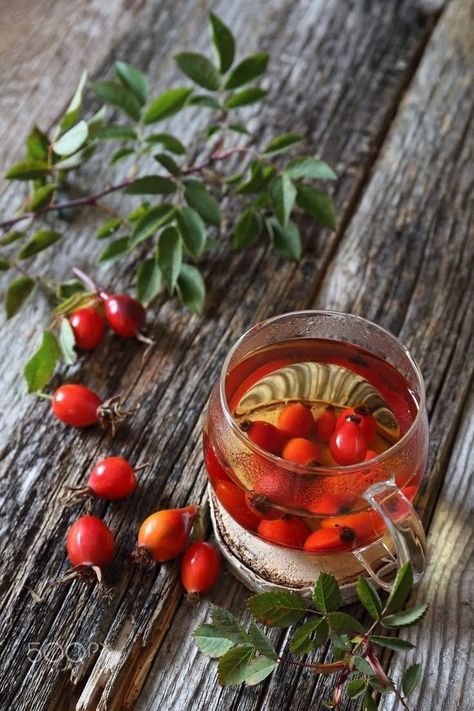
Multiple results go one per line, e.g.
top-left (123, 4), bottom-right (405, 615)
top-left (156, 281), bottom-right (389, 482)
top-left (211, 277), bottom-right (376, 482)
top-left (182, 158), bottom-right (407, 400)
top-left (72, 267), bottom-right (99, 293)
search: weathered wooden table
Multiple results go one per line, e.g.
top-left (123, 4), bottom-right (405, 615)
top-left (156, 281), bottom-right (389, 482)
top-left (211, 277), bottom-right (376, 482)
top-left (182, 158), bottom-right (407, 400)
top-left (0, 1), bottom-right (472, 709)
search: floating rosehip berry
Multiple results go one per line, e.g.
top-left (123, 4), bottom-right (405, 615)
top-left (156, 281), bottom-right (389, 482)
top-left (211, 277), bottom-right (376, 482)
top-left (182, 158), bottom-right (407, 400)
top-left (240, 419), bottom-right (284, 455)
top-left (258, 516), bottom-right (310, 548)
top-left (100, 292), bottom-right (146, 338)
top-left (277, 402), bottom-right (313, 438)
top-left (214, 480), bottom-right (260, 531)
top-left (65, 456), bottom-right (142, 505)
top-left (245, 490), bottom-right (284, 520)
top-left (134, 506), bottom-right (197, 563)
top-left (69, 307), bottom-right (105, 351)
top-left (282, 437), bottom-right (320, 465)
top-left (336, 406), bottom-right (376, 445)
top-left (51, 384), bottom-right (138, 432)
top-left (303, 526), bottom-right (355, 553)
top-left (320, 510), bottom-right (385, 542)
top-left (315, 406), bottom-right (336, 442)
top-left (307, 493), bottom-right (346, 517)
top-left (180, 541), bottom-right (221, 595)
top-left (329, 415), bottom-right (368, 465)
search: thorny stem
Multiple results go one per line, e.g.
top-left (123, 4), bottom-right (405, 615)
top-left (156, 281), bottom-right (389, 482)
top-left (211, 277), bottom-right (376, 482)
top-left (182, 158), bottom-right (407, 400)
top-left (0, 146), bottom-right (254, 231)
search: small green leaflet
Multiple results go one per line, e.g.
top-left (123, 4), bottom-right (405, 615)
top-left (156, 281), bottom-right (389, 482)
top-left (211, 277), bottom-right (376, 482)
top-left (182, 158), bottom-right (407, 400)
top-left (28, 184), bottom-right (56, 211)
top-left (346, 679), bottom-right (366, 700)
top-left (94, 124), bottom-right (137, 141)
top-left (145, 133), bottom-right (186, 154)
top-left (217, 646), bottom-right (254, 686)
top-left (245, 656), bottom-right (278, 686)
top-left (143, 87), bottom-right (192, 124)
top-left (247, 591), bottom-right (307, 627)
top-left (125, 175), bottom-right (176, 195)
top-left (58, 70), bottom-right (87, 134)
top-left (176, 207), bottom-right (207, 258)
top-left (136, 258), bottom-right (162, 306)
top-left (264, 133), bottom-right (303, 156)
top-left (269, 173), bottom-right (296, 227)
top-left (115, 61), bottom-right (149, 104)
top-left (5, 160), bottom-right (50, 180)
top-left (209, 12), bottom-right (235, 73)
top-left (91, 80), bottom-right (142, 121)
top-left (189, 94), bottom-right (221, 110)
top-left (54, 144), bottom-right (95, 170)
top-left (157, 226), bottom-right (182, 292)
top-left (402, 662), bottom-right (422, 696)
top-left (183, 180), bottom-right (221, 226)
top-left (192, 623), bottom-right (234, 658)
top-left (385, 562), bottom-right (414, 613)
top-left (26, 126), bottom-right (49, 161)
top-left (110, 148), bottom-right (134, 165)
top-left (0, 231), bottom-right (25, 246)
top-left (382, 604), bottom-right (428, 629)
top-left (23, 331), bottom-right (60, 393)
top-left (224, 52), bottom-right (269, 90)
top-left (369, 635), bottom-right (414, 652)
top-left (130, 204), bottom-right (175, 247)
top-left (210, 607), bottom-right (250, 645)
top-left (175, 52), bottom-right (220, 91)
top-left (98, 236), bottom-right (130, 262)
top-left (363, 691), bottom-right (378, 711)
top-left (354, 657), bottom-right (373, 675)
top-left (289, 617), bottom-right (328, 654)
top-left (266, 217), bottom-right (301, 261)
top-left (233, 208), bottom-right (262, 249)
top-left (312, 572), bottom-right (341, 614)
top-left (356, 576), bottom-right (383, 620)
top-left (296, 184), bottom-right (337, 230)
top-left (224, 87), bottom-right (267, 109)
top-left (154, 152), bottom-right (181, 176)
top-left (96, 218), bottom-right (121, 240)
top-left (18, 230), bottom-right (61, 260)
top-left (286, 157), bottom-right (337, 180)
top-left (87, 105), bottom-right (107, 137)
top-left (52, 120), bottom-right (88, 156)
top-left (176, 264), bottom-right (206, 314)
top-left (247, 622), bottom-right (277, 659)
top-left (327, 611), bottom-right (364, 635)
top-left (58, 317), bottom-right (77, 365)
top-left (5, 277), bottom-right (35, 318)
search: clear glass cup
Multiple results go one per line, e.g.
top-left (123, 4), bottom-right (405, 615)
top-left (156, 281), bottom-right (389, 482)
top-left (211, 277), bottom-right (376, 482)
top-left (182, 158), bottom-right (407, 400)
top-left (204, 311), bottom-right (428, 589)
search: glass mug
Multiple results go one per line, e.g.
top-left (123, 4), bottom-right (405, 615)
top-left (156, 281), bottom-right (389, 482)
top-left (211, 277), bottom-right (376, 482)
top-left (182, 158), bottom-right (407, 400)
top-left (204, 311), bottom-right (428, 592)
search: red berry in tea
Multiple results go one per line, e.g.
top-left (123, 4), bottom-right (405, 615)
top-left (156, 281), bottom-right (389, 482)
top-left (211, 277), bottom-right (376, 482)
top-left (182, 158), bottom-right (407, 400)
top-left (336, 406), bottom-right (376, 445)
top-left (258, 516), bottom-right (310, 548)
top-left (282, 437), bottom-right (320, 465)
top-left (277, 402), bottom-right (313, 438)
top-left (303, 526), bottom-right (355, 553)
top-left (245, 490), bottom-right (284, 520)
top-left (329, 416), bottom-right (368, 465)
top-left (315, 405), bottom-right (336, 442)
top-left (214, 480), bottom-right (260, 531)
top-left (241, 419), bottom-right (284, 454)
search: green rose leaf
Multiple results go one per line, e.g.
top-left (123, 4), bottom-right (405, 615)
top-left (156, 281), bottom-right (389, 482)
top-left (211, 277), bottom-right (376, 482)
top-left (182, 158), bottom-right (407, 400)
top-left (52, 120), bottom-right (88, 156)
top-left (175, 52), bottom-right (220, 91)
top-left (217, 646), bottom-right (254, 686)
top-left (354, 656), bottom-right (373, 675)
top-left (115, 61), bottom-right (149, 104)
top-left (98, 236), bottom-right (130, 262)
top-left (58, 317), bottom-right (77, 365)
top-left (91, 80), bottom-right (142, 121)
top-left (312, 572), bottom-right (341, 614)
top-left (23, 331), bottom-right (60, 393)
top-left (5, 277), bottom-right (35, 318)
top-left (0, 231), bottom-right (26, 246)
top-left (5, 161), bottom-right (50, 180)
top-left (136, 258), bottom-right (162, 306)
top-left (192, 623), bottom-right (234, 658)
top-left (18, 230), bottom-right (61, 260)
top-left (363, 691), bottom-right (378, 711)
top-left (183, 180), bottom-right (221, 226)
top-left (327, 612), bottom-right (365, 635)
top-left (233, 207), bottom-right (262, 249)
top-left (26, 125), bottom-right (49, 161)
top-left (154, 153), bottom-right (181, 176)
top-left (289, 617), bottom-right (329, 654)
top-left (296, 184), bottom-right (337, 230)
top-left (94, 124), bottom-right (137, 141)
top-left (189, 94), bottom-right (221, 110)
top-left (209, 12), bottom-right (235, 73)
top-left (402, 662), bottom-right (422, 696)
top-left (356, 576), bottom-right (383, 620)
top-left (144, 87), bottom-right (193, 123)
top-left (210, 607), bottom-right (250, 645)
top-left (54, 145), bottom-right (95, 170)
top-left (145, 133), bottom-right (186, 154)
top-left (330, 632), bottom-right (352, 651)
top-left (28, 184), bottom-right (56, 211)
top-left (382, 604), bottom-right (429, 629)
top-left (224, 52), bottom-right (269, 90)
top-left (110, 148), bottom-right (134, 165)
top-left (346, 679), bottom-right (366, 700)
top-left (157, 226), bottom-right (182, 292)
top-left (264, 132), bottom-right (303, 156)
top-left (96, 218), bottom-right (122, 240)
top-left (385, 562), bottom-right (414, 613)
top-left (269, 173), bottom-right (296, 227)
top-left (286, 157), bottom-right (337, 180)
top-left (130, 204), bottom-right (175, 247)
top-left (176, 264), bottom-right (206, 314)
top-left (224, 87), bottom-right (267, 109)
top-left (245, 656), bottom-right (278, 686)
top-left (369, 635), bottom-right (414, 652)
top-left (125, 175), bottom-right (176, 195)
top-left (176, 207), bottom-right (207, 258)
top-left (247, 591), bottom-right (307, 628)
top-left (228, 122), bottom-right (250, 135)
top-left (266, 217), bottom-right (302, 261)
top-left (247, 622), bottom-right (277, 659)
top-left (58, 70), bottom-right (87, 134)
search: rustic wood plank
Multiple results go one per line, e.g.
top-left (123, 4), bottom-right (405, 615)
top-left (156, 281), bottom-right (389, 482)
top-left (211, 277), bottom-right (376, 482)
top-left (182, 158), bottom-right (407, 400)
top-left (0, 0), bottom-right (458, 710)
top-left (380, 390), bottom-right (474, 710)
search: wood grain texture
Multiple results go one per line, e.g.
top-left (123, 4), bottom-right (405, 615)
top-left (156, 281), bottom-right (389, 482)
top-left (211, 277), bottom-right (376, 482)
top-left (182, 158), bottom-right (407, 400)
top-left (0, 0), bottom-right (471, 709)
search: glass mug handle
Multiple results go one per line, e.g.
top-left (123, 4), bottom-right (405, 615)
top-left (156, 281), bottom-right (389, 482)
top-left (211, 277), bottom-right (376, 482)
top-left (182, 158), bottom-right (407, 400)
top-left (353, 481), bottom-right (427, 591)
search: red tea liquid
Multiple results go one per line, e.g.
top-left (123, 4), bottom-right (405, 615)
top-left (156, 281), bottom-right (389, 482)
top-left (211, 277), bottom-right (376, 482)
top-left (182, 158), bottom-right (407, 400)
top-left (205, 339), bottom-right (423, 554)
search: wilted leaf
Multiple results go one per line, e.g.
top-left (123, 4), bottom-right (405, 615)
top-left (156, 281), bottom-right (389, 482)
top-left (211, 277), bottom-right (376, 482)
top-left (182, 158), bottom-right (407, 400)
top-left (91, 80), bottom-right (142, 121)
top-left (115, 61), bottom-right (149, 104)
top-left (224, 53), bottom-right (269, 89)
top-left (176, 263), bottom-right (206, 314)
top-left (209, 12), bottom-right (235, 73)
top-left (23, 331), bottom-right (60, 393)
top-left (143, 87), bottom-right (192, 123)
top-left (18, 230), bottom-right (61, 259)
top-left (175, 52), bottom-right (220, 91)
